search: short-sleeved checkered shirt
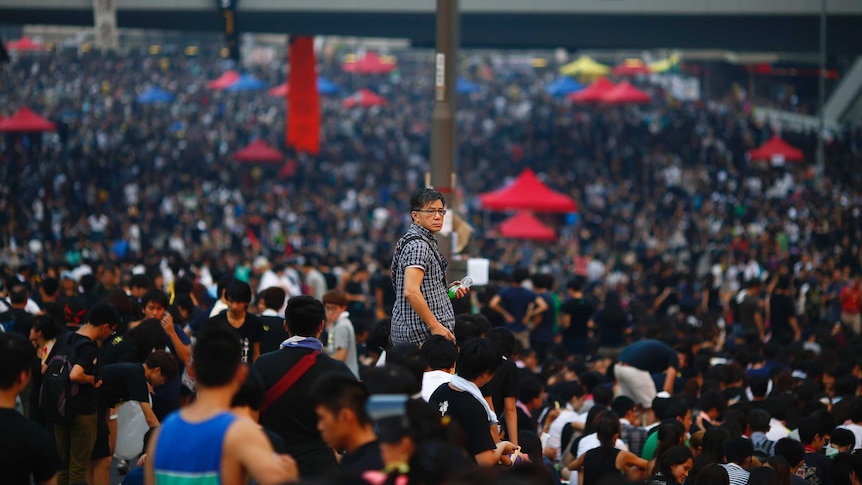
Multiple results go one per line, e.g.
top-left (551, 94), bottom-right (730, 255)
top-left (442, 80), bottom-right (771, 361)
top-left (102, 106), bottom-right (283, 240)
top-left (390, 223), bottom-right (455, 346)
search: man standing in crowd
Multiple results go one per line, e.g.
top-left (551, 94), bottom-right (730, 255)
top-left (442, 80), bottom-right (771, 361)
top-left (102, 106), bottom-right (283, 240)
top-left (258, 287), bottom-right (288, 355)
top-left (146, 327), bottom-right (298, 484)
top-left (391, 188), bottom-right (468, 346)
top-left (488, 267), bottom-right (547, 351)
top-left (48, 301), bottom-right (119, 485)
top-left (323, 289), bottom-right (360, 378)
top-left (253, 295), bottom-right (355, 478)
top-left (0, 333), bottom-right (60, 485)
top-left (207, 280), bottom-right (262, 364)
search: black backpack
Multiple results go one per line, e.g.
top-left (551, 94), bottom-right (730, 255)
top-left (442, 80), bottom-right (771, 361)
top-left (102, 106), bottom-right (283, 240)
top-left (40, 332), bottom-right (90, 424)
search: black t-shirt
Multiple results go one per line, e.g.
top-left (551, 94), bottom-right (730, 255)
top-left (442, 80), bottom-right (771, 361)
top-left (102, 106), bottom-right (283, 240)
top-left (738, 294), bottom-right (762, 329)
top-left (49, 332), bottom-right (100, 415)
top-left (252, 345), bottom-right (355, 478)
top-left (0, 408), bottom-right (61, 484)
top-left (372, 274), bottom-right (396, 316)
top-left (429, 383), bottom-right (496, 458)
top-left (561, 297), bottom-right (596, 337)
top-left (769, 293), bottom-right (795, 338)
top-left (207, 312), bottom-right (263, 364)
top-left (98, 363), bottom-right (149, 409)
top-left (340, 440), bottom-right (385, 473)
top-left (617, 339), bottom-right (679, 374)
top-left (481, 359), bottom-right (519, 431)
top-left (259, 314), bottom-right (288, 356)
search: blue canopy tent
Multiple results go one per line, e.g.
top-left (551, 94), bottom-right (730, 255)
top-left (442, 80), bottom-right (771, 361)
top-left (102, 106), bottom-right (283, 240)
top-left (545, 77), bottom-right (584, 96)
top-left (136, 87), bottom-right (175, 104)
top-left (224, 74), bottom-right (267, 92)
top-left (316, 77), bottom-right (340, 95)
top-left (457, 78), bottom-right (481, 94)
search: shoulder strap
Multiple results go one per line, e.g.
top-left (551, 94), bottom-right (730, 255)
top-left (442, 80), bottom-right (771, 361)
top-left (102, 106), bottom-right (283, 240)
top-left (393, 234), bottom-right (446, 284)
top-left (261, 351), bottom-right (320, 413)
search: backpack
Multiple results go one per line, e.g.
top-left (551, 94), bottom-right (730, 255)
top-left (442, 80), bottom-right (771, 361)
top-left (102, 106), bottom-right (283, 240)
top-left (40, 332), bottom-right (91, 424)
top-left (752, 438), bottom-right (774, 462)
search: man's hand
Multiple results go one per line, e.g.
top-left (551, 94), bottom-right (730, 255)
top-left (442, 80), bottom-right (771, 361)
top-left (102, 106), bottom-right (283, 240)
top-left (430, 322), bottom-right (456, 342)
top-left (161, 313), bottom-right (176, 336)
top-left (450, 281), bottom-right (470, 299)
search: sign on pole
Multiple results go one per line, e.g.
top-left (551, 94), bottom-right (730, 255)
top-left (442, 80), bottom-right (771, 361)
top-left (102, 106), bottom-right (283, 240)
top-left (93, 0), bottom-right (119, 51)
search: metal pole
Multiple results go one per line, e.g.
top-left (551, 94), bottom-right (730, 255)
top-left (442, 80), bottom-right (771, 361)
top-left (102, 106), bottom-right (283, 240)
top-left (430, 0), bottom-right (459, 269)
top-left (816, 0), bottom-right (827, 181)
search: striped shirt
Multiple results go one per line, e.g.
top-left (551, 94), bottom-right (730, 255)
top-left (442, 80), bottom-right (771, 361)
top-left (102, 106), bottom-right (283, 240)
top-left (721, 462), bottom-right (750, 485)
top-left (390, 223), bottom-right (454, 346)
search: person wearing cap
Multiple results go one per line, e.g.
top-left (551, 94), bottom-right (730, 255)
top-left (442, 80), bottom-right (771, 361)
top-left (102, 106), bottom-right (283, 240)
top-left (390, 188), bottom-right (468, 346)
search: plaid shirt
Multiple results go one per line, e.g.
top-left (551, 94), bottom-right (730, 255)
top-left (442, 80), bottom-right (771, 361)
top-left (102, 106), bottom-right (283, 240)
top-left (620, 419), bottom-right (647, 457)
top-left (390, 223), bottom-right (454, 346)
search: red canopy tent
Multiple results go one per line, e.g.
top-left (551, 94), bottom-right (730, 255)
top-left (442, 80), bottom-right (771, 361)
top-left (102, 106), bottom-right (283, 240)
top-left (6, 36), bottom-right (44, 52)
top-left (207, 70), bottom-right (240, 90)
top-left (601, 81), bottom-right (652, 104)
top-left (343, 89), bottom-right (387, 108)
top-left (747, 136), bottom-right (804, 164)
top-left (499, 211), bottom-right (556, 241)
top-left (0, 107), bottom-right (56, 132)
top-left (612, 59), bottom-right (651, 76)
top-left (233, 140), bottom-right (284, 163)
top-left (342, 52), bottom-right (397, 74)
top-left (568, 77), bottom-right (615, 102)
top-left (268, 83), bottom-right (289, 97)
top-left (479, 168), bottom-right (578, 213)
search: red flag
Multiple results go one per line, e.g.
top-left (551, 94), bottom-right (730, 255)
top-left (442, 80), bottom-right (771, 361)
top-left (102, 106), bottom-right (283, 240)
top-left (287, 37), bottom-right (320, 155)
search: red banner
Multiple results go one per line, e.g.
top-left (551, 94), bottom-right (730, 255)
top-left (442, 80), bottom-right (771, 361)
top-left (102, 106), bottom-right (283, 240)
top-left (286, 37), bottom-right (320, 155)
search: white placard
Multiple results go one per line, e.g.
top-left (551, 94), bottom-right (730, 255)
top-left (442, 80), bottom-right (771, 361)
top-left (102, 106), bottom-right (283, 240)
top-left (93, 0), bottom-right (118, 51)
top-left (466, 258), bottom-right (490, 286)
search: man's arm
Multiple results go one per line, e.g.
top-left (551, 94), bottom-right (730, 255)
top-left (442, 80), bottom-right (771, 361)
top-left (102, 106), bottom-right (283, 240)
top-left (144, 426), bottom-right (161, 484)
top-left (227, 418), bottom-right (298, 484)
top-left (525, 296), bottom-right (549, 322)
top-left (504, 396), bottom-right (518, 447)
top-left (474, 441), bottom-right (517, 467)
top-left (488, 295), bottom-right (514, 322)
top-left (140, 401), bottom-right (159, 428)
top-left (161, 314), bottom-right (191, 365)
top-left (663, 366), bottom-right (677, 395)
top-left (403, 267), bottom-right (454, 341)
top-left (69, 364), bottom-right (99, 386)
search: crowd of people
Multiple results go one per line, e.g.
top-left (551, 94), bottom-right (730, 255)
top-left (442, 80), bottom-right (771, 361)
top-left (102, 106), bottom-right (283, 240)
top-left (1, 43), bottom-right (862, 485)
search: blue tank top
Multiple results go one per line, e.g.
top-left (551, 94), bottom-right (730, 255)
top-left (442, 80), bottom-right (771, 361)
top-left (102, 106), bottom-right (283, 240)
top-left (153, 411), bottom-right (237, 485)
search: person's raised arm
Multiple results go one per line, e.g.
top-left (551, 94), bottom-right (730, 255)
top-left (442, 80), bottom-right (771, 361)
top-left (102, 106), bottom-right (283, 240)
top-left (403, 267), bottom-right (454, 341)
top-left (161, 314), bottom-right (191, 366)
top-left (488, 294), bottom-right (513, 322)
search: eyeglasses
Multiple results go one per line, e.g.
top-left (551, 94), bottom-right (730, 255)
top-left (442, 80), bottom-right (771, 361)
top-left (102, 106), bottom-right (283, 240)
top-left (413, 209), bottom-right (447, 216)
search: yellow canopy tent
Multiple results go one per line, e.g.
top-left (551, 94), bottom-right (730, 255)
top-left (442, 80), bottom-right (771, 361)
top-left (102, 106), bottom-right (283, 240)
top-left (559, 55), bottom-right (611, 77)
top-left (648, 54), bottom-right (681, 73)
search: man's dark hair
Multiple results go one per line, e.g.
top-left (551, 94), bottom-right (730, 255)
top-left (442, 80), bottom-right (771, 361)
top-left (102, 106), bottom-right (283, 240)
top-left (310, 373), bottom-right (370, 425)
top-left (511, 267), bottom-right (529, 284)
top-left (532, 273), bottom-right (554, 290)
top-left (519, 377), bottom-right (543, 404)
top-left (225, 280), bottom-right (252, 304)
top-left (454, 313), bottom-right (491, 347)
top-left (750, 375), bottom-right (770, 399)
top-left (663, 396), bottom-right (690, 421)
top-left (421, 335), bottom-right (457, 371)
top-left (798, 417), bottom-right (822, 445)
top-left (831, 427), bottom-right (856, 448)
top-left (193, 327), bottom-right (242, 387)
top-left (748, 408), bottom-right (771, 433)
top-left (485, 327), bottom-right (516, 358)
top-left (129, 274), bottom-right (152, 291)
top-left (559, 381), bottom-right (587, 403)
top-left (363, 364), bottom-right (419, 395)
top-left (86, 301), bottom-right (120, 329)
top-left (141, 289), bottom-right (169, 309)
top-left (216, 274), bottom-right (236, 300)
top-left (774, 438), bottom-right (805, 467)
top-left (285, 295), bottom-right (324, 337)
top-left (41, 277), bottom-right (59, 296)
top-left (0, 333), bottom-right (35, 389)
top-left (611, 395), bottom-right (637, 417)
top-left (567, 278), bottom-right (584, 293)
top-left (174, 277), bottom-right (194, 296)
top-left (455, 337), bottom-right (502, 381)
top-left (231, 371), bottom-right (266, 411)
top-left (145, 350), bottom-right (179, 380)
top-left (724, 436), bottom-right (754, 464)
top-left (409, 188), bottom-right (445, 212)
top-left (387, 343), bottom-right (424, 387)
top-left (261, 287), bottom-right (286, 311)
top-left (9, 284), bottom-right (28, 305)
top-left (698, 389), bottom-right (725, 414)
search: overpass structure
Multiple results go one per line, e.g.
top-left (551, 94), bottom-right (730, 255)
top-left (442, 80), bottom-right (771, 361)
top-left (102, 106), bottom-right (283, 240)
top-left (3, 0), bottom-right (862, 54)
